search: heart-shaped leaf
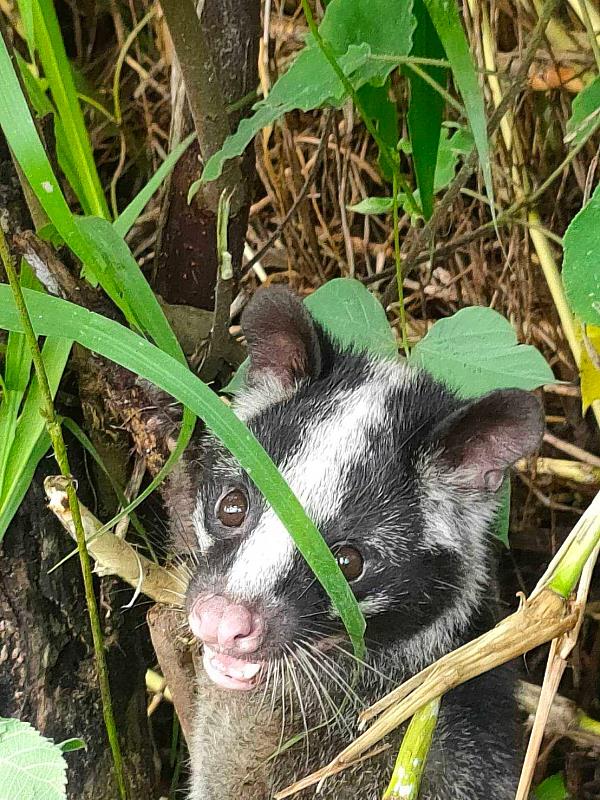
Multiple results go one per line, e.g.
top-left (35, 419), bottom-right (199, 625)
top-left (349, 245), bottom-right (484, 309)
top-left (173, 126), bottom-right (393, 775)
top-left (409, 306), bottom-right (555, 397)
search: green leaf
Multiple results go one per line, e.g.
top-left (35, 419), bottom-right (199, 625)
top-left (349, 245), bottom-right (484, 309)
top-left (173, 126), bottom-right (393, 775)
top-left (74, 217), bottom-right (182, 355)
top-left (201, 0), bottom-right (414, 183)
top-left (566, 75), bottom-right (600, 147)
top-left (0, 337), bottom-right (72, 540)
top-left (31, 0), bottom-right (109, 218)
top-left (223, 278), bottom-right (398, 394)
top-left (348, 196), bottom-right (396, 214)
top-left (0, 286), bottom-right (366, 658)
top-left (563, 182), bottom-right (600, 326)
top-left (57, 738), bottom-right (86, 753)
top-left (409, 306), bottom-right (555, 397)
top-left (0, 717), bottom-right (67, 800)
top-left (533, 773), bottom-right (570, 800)
top-left (0, 432), bottom-right (50, 541)
top-left (422, 0), bottom-right (493, 214)
top-left (407, 0), bottom-right (446, 219)
top-left (357, 80), bottom-right (398, 180)
top-left (493, 477), bottom-right (511, 547)
top-left (114, 132), bottom-right (196, 238)
top-left (305, 278), bottom-right (398, 358)
top-left (349, 127), bottom-right (471, 217)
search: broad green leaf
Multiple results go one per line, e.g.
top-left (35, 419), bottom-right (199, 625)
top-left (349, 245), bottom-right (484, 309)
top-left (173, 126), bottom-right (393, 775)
top-left (563, 182), bottom-right (600, 326)
top-left (114, 132), bottom-right (196, 238)
top-left (533, 773), bottom-right (570, 800)
top-left (0, 286), bottom-right (366, 657)
top-left (422, 0), bottom-right (493, 214)
top-left (0, 717), bottom-right (67, 800)
top-left (566, 75), bottom-right (600, 147)
top-left (31, 0), bottom-right (109, 218)
top-left (223, 278), bottom-right (397, 394)
top-left (407, 0), bottom-right (446, 219)
top-left (305, 278), bottom-right (398, 357)
top-left (409, 306), bottom-right (555, 397)
top-left (201, 0), bottom-right (414, 184)
top-left (579, 325), bottom-right (600, 414)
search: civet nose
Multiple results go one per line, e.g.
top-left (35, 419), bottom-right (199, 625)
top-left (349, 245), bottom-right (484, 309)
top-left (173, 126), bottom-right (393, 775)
top-left (188, 594), bottom-right (264, 654)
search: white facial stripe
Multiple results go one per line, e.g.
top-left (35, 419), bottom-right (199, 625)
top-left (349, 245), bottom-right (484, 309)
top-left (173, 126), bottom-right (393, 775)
top-left (192, 503), bottom-right (214, 552)
top-left (226, 368), bottom-right (399, 600)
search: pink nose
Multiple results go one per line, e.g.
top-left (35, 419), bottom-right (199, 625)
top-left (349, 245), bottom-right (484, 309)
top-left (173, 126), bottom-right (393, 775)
top-left (188, 594), bottom-right (264, 654)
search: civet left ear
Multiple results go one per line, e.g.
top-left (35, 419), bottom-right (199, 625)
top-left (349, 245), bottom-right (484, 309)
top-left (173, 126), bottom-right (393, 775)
top-left (241, 286), bottom-right (322, 389)
top-left (431, 389), bottom-right (544, 491)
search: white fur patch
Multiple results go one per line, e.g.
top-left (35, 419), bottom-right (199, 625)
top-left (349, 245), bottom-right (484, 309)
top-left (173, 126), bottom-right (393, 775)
top-left (225, 365), bottom-right (401, 600)
top-left (192, 504), bottom-right (214, 553)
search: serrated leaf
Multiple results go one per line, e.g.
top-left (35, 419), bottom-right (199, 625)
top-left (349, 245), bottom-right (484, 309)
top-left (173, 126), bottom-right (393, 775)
top-left (566, 76), bottom-right (600, 147)
top-left (223, 278), bottom-right (397, 394)
top-left (580, 325), bottom-right (600, 414)
top-left (563, 182), bottom-right (600, 327)
top-left (0, 717), bottom-right (67, 800)
top-left (409, 306), bottom-right (555, 397)
top-left (422, 0), bottom-right (493, 215)
top-left (407, 0), bottom-right (446, 219)
top-left (201, 0), bottom-right (414, 184)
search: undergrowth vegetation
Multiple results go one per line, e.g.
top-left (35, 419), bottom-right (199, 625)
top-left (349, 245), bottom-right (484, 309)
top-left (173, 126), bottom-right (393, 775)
top-left (0, 0), bottom-right (599, 798)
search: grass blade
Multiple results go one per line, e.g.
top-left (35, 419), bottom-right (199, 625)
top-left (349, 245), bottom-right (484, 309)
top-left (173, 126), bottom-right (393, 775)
top-left (114, 132), bottom-right (196, 238)
top-left (0, 286), bottom-right (367, 657)
top-left (30, 0), bottom-right (109, 218)
top-left (422, 0), bottom-right (494, 213)
top-left (407, 0), bottom-right (446, 220)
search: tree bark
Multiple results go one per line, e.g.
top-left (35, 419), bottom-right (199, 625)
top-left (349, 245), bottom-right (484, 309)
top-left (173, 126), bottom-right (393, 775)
top-left (0, 457), bottom-right (157, 800)
top-left (154, 0), bottom-right (260, 311)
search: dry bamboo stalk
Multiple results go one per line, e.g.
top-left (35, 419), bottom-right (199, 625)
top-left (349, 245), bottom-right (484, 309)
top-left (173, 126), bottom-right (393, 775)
top-left (278, 589), bottom-right (577, 797)
top-left (44, 475), bottom-right (187, 606)
top-left (516, 456), bottom-right (600, 484)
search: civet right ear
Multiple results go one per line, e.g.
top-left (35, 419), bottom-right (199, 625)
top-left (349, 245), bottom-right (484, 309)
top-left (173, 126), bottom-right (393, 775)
top-left (431, 389), bottom-right (545, 491)
top-left (241, 286), bottom-right (322, 389)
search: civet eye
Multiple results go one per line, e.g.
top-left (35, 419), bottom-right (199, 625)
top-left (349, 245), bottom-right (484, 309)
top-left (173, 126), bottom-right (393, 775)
top-left (335, 544), bottom-right (364, 581)
top-left (216, 489), bottom-right (248, 527)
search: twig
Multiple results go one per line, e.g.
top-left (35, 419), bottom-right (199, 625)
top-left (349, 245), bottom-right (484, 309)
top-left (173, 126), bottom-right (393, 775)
top-left (244, 110), bottom-right (333, 274)
top-left (0, 228), bottom-right (128, 799)
top-left (544, 432), bottom-right (600, 469)
top-left (44, 476), bottom-right (186, 604)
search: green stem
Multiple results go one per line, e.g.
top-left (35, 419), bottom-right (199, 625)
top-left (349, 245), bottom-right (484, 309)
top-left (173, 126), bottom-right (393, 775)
top-left (382, 697), bottom-right (441, 799)
top-left (300, 0), bottom-right (420, 214)
top-left (392, 170), bottom-right (410, 355)
top-left (0, 230), bottom-right (128, 799)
